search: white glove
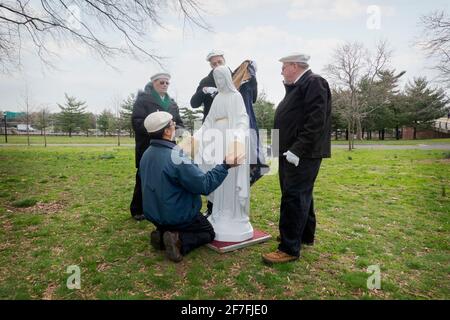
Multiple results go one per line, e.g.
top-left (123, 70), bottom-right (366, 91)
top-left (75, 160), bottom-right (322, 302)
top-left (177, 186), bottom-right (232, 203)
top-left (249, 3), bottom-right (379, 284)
top-left (202, 87), bottom-right (218, 96)
top-left (283, 150), bottom-right (300, 167)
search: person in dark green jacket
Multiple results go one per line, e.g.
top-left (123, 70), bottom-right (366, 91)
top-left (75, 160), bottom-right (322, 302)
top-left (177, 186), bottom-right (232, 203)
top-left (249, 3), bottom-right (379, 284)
top-left (130, 72), bottom-right (184, 221)
top-left (140, 111), bottom-right (243, 262)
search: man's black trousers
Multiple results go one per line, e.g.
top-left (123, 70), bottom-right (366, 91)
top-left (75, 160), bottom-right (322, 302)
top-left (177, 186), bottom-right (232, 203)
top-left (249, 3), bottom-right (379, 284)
top-left (156, 214), bottom-right (215, 255)
top-left (130, 170), bottom-right (143, 217)
top-left (278, 156), bottom-right (322, 257)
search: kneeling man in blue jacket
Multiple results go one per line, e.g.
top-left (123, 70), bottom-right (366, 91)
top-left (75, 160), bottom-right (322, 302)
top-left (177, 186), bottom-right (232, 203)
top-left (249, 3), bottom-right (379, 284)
top-left (140, 111), bottom-right (243, 262)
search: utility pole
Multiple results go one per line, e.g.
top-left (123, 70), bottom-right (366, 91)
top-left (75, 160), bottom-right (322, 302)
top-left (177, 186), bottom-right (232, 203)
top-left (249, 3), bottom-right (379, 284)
top-left (43, 109), bottom-right (47, 147)
top-left (2, 112), bottom-right (7, 143)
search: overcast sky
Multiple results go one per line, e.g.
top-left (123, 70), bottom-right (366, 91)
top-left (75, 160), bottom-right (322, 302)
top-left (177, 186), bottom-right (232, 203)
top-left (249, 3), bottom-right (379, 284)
top-left (1, 0), bottom-right (449, 114)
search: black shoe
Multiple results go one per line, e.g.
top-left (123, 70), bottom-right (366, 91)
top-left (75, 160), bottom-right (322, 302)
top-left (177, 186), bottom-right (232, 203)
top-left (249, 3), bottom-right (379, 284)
top-left (150, 230), bottom-right (165, 250)
top-left (163, 231), bottom-right (183, 262)
top-left (132, 214), bottom-right (145, 221)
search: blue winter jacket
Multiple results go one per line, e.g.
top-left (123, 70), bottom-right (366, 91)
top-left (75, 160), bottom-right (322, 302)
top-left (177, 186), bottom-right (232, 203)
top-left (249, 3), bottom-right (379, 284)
top-left (139, 139), bottom-right (229, 227)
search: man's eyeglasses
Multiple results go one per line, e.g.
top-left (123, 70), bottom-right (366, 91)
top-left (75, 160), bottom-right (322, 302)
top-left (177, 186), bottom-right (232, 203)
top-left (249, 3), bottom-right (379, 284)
top-left (282, 63), bottom-right (297, 71)
top-left (282, 64), bottom-right (291, 71)
top-left (211, 61), bottom-right (224, 67)
top-left (159, 81), bottom-right (170, 85)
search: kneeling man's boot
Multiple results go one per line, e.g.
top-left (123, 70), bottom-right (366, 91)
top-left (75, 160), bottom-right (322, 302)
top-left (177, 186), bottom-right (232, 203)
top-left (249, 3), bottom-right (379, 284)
top-left (262, 250), bottom-right (299, 264)
top-left (163, 231), bottom-right (183, 262)
top-left (150, 230), bottom-right (165, 250)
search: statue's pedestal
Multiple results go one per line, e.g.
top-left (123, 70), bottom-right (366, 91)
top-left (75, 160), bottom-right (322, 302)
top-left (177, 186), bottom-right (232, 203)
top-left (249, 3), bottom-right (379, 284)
top-left (206, 229), bottom-right (271, 253)
top-left (208, 217), bottom-right (254, 242)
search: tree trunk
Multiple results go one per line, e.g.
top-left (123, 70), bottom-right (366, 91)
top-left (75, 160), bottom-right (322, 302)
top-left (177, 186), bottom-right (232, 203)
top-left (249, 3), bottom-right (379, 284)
top-left (26, 122), bottom-right (30, 146)
top-left (335, 129), bottom-right (338, 140)
top-left (347, 123), bottom-right (352, 151)
top-left (381, 128), bottom-right (385, 140)
top-left (413, 126), bottom-right (417, 140)
top-left (395, 125), bottom-right (400, 140)
top-left (351, 128), bottom-right (355, 149)
top-left (356, 118), bottom-right (363, 140)
top-left (345, 129), bottom-right (349, 141)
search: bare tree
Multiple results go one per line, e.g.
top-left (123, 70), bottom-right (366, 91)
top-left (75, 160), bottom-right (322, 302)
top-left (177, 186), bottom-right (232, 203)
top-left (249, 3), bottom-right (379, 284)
top-left (20, 85), bottom-right (34, 146)
top-left (0, 0), bottom-right (209, 72)
top-left (111, 94), bottom-right (122, 146)
top-left (324, 40), bottom-right (392, 150)
top-left (37, 105), bottom-right (51, 146)
top-left (418, 10), bottom-right (450, 87)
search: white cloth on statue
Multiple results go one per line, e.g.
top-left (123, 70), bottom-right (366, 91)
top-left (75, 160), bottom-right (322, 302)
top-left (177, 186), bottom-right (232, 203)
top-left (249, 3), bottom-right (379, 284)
top-left (193, 65), bottom-right (253, 242)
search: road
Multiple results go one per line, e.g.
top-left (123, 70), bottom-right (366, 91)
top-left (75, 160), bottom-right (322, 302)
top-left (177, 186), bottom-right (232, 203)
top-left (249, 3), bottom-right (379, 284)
top-left (1, 143), bottom-right (450, 150)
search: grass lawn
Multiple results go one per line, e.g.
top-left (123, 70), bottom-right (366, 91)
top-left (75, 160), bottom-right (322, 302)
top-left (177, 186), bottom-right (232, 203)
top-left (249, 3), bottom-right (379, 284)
top-left (2, 135), bottom-right (135, 145)
top-left (2, 135), bottom-right (450, 146)
top-left (331, 138), bottom-right (450, 145)
top-left (0, 146), bottom-right (449, 299)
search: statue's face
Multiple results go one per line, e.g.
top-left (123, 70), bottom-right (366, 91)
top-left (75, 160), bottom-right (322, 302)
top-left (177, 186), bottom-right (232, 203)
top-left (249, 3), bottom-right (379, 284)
top-left (209, 56), bottom-right (225, 69)
top-left (215, 73), bottom-right (227, 90)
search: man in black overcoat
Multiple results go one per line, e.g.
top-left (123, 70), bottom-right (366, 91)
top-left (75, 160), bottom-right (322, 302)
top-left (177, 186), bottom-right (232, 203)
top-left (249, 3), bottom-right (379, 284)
top-left (263, 53), bottom-right (332, 264)
top-left (130, 72), bottom-right (184, 221)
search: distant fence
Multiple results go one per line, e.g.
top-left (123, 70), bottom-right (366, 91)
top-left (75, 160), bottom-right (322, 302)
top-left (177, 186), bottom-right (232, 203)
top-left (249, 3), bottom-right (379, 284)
top-left (0, 129), bottom-right (132, 137)
top-left (434, 117), bottom-right (450, 134)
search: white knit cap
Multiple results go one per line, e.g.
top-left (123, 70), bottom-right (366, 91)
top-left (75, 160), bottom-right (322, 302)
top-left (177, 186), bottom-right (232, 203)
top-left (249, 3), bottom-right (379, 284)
top-left (150, 72), bottom-right (171, 82)
top-left (144, 111), bottom-right (173, 133)
top-left (206, 50), bottom-right (225, 61)
top-left (279, 53), bottom-right (310, 64)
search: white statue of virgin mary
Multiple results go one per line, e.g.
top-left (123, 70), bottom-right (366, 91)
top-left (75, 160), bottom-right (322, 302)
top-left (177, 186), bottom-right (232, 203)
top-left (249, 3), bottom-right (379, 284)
top-left (194, 65), bottom-right (253, 242)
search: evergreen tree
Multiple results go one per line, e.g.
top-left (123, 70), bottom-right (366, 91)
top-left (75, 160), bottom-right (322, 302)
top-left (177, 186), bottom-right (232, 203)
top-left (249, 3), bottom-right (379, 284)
top-left (80, 112), bottom-right (96, 137)
top-left (358, 69), bottom-right (406, 140)
top-left (179, 106), bottom-right (203, 134)
top-left (120, 94), bottom-right (135, 137)
top-left (404, 77), bottom-right (448, 139)
top-left (97, 109), bottom-right (114, 136)
top-left (57, 94), bottom-right (87, 137)
top-left (253, 92), bottom-right (275, 131)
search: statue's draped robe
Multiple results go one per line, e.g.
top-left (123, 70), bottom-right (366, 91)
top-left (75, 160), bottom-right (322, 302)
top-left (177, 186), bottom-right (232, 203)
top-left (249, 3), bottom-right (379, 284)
top-left (194, 66), bottom-right (253, 242)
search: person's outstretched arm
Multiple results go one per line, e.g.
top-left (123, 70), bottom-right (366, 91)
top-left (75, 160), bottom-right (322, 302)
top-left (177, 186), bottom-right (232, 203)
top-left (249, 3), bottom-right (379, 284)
top-left (175, 158), bottom-right (229, 195)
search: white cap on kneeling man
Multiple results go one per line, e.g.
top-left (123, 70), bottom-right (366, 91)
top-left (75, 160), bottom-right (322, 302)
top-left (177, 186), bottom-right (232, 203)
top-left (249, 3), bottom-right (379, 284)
top-left (144, 111), bottom-right (173, 133)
